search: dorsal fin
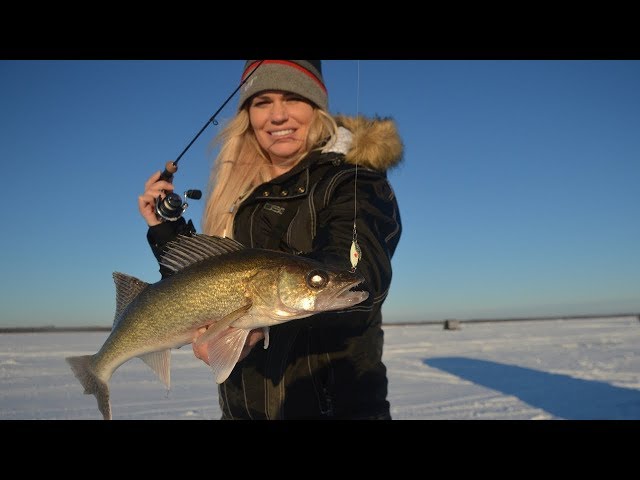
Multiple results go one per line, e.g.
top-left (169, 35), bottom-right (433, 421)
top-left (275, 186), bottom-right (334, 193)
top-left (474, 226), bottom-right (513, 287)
top-left (112, 272), bottom-right (150, 327)
top-left (160, 234), bottom-right (245, 274)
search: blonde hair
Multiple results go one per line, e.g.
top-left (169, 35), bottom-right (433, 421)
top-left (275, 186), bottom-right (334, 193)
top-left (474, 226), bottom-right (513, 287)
top-left (201, 107), bottom-right (338, 237)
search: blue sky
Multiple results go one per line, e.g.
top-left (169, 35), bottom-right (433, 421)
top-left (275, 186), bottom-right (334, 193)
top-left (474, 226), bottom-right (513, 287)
top-left (1, 60), bottom-right (639, 327)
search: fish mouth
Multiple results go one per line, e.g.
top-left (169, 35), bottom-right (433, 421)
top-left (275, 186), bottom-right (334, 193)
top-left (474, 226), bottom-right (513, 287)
top-left (338, 275), bottom-right (365, 296)
top-left (322, 272), bottom-right (369, 309)
top-left (343, 281), bottom-right (369, 302)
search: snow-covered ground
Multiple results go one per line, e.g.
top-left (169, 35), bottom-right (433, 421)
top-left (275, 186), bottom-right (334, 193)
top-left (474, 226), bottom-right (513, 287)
top-left (1, 316), bottom-right (638, 420)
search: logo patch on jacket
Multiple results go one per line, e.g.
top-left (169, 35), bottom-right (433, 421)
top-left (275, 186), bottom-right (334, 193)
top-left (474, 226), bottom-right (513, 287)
top-left (263, 203), bottom-right (285, 215)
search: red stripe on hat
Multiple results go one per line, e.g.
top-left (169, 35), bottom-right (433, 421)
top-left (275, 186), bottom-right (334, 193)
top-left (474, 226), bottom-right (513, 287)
top-left (242, 60), bottom-right (327, 93)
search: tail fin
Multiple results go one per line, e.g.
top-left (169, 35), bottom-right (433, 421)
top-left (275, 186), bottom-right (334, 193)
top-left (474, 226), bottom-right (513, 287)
top-left (66, 355), bottom-right (112, 420)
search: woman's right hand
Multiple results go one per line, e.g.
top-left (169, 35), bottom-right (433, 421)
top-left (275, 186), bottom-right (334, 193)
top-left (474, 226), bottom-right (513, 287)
top-left (137, 170), bottom-right (175, 227)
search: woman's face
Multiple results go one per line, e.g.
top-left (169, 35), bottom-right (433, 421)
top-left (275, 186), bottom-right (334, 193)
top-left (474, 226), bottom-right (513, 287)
top-left (248, 90), bottom-right (315, 173)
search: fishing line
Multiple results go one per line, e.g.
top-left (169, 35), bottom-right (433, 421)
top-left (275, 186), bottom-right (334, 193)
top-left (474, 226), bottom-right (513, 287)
top-left (349, 60), bottom-right (362, 272)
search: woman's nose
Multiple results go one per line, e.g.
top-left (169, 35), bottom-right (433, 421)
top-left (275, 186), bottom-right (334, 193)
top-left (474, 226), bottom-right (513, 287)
top-left (270, 101), bottom-right (288, 122)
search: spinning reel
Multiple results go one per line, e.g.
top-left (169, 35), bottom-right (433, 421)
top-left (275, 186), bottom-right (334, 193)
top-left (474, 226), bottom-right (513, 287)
top-left (155, 189), bottom-right (202, 222)
top-left (154, 161), bottom-right (202, 222)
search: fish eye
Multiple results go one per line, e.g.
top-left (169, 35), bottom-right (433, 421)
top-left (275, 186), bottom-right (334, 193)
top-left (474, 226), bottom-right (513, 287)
top-left (306, 270), bottom-right (329, 289)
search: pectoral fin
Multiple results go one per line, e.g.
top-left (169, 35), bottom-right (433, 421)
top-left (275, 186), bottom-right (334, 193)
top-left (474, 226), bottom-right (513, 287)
top-left (206, 327), bottom-right (251, 384)
top-left (193, 303), bottom-right (252, 348)
top-left (192, 304), bottom-right (253, 385)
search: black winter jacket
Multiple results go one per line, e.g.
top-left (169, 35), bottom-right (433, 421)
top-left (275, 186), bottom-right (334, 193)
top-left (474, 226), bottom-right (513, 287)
top-left (147, 115), bottom-right (403, 419)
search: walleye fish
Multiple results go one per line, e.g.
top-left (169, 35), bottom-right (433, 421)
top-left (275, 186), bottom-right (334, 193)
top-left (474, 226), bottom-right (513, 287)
top-left (66, 234), bottom-right (368, 420)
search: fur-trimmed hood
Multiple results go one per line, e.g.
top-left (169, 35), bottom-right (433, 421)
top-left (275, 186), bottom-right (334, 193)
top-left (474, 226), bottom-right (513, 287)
top-left (322, 115), bottom-right (404, 172)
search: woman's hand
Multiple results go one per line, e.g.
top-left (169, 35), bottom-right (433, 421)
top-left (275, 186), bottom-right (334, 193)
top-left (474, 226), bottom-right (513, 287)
top-left (137, 170), bottom-right (175, 227)
top-left (192, 327), bottom-right (265, 365)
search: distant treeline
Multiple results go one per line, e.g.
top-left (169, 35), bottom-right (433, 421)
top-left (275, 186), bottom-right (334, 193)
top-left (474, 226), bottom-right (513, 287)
top-left (0, 326), bottom-right (112, 333)
top-left (384, 312), bottom-right (640, 327)
top-left (1, 313), bottom-right (639, 333)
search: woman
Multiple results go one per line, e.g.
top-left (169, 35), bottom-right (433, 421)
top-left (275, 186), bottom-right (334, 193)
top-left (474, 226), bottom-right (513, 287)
top-left (138, 60), bottom-right (403, 419)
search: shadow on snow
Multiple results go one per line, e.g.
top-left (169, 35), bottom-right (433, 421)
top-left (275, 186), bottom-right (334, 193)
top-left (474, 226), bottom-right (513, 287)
top-left (423, 357), bottom-right (640, 420)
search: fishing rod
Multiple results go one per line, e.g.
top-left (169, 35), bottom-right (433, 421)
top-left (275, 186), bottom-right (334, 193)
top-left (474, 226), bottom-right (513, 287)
top-left (155, 60), bottom-right (265, 222)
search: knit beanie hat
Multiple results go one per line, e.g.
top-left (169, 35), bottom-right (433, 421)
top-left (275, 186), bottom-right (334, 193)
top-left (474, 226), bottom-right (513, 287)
top-left (238, 60), bottom-right (328, 111)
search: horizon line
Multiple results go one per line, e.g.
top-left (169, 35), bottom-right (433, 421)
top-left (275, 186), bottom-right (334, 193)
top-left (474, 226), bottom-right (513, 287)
top-left (1, 312), bottom-right (638, 334)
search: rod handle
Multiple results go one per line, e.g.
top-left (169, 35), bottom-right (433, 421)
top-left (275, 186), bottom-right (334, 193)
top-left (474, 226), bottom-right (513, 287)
top-left (159, 161), bottom-right (178, 182)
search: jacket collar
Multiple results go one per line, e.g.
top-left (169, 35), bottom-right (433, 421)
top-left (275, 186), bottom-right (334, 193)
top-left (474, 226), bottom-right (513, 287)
top-left (247, 115), bottom-right (403, 201)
